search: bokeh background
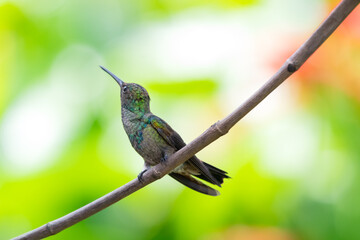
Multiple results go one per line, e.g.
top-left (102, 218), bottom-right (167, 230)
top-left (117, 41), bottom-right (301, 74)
top-left (1, 0), bottom-right (359, 239)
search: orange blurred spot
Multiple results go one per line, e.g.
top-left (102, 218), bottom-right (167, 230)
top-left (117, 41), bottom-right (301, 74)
top-left (206, 226), bottom-right (296, 240)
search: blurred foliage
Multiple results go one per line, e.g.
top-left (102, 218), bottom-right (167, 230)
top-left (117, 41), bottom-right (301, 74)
top-left (148, 79), bottom-right (218, 96)
top-left (0, 0), bottom-right (359, 239)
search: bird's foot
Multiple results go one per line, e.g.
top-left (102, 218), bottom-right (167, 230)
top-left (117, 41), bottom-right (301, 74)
top-left (160, 152), bottom-right (168, 164)
top-left (160, 156), bottom-right (167, 164)
top-left (137, 169), bottom-right (147, 183)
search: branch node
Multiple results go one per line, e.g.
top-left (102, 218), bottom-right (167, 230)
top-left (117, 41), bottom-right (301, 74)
top-left (46, 223), bottom-right (55, 236)
top-left (151, 168), bottom-right (163, 180)
top-left (286, 60), bottom-right (298, 73)
top-left (213, 121), bottom-right (228, 136)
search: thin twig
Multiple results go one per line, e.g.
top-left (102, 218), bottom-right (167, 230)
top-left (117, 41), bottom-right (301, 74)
top-left (12, 0), bottom-right (359, 239)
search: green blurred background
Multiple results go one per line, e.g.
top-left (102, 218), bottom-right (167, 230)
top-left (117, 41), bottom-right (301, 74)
top-left (0, 0), bottom-right (359, 239)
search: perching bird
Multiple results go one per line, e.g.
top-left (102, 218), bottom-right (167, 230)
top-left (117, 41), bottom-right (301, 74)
top-left (101, 66), bottom-right (229, 196)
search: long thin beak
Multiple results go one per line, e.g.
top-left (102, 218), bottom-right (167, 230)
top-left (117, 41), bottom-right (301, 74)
top-left (100, 66), bottom-right (124, 87)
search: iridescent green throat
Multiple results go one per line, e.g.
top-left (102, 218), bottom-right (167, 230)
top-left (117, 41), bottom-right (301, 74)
top-left (122, 98), bottom-right (150, 115)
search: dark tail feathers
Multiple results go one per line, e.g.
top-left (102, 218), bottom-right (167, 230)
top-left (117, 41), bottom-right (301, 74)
top-left (169, 172), bottom-right (220, 196)
top-left (196, 162), bottom-right (230, 185)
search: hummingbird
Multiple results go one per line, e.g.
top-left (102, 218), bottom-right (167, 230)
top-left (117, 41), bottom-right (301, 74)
top-left (101, 66), bottom-right (230, 196)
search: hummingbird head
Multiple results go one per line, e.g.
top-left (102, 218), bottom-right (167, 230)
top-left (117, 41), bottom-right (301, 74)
top-left (101, 66), bottom-right (150, 114)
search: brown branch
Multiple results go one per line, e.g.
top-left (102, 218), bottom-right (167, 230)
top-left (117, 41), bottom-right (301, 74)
top-left (12, 0), bottom-right (359, 239)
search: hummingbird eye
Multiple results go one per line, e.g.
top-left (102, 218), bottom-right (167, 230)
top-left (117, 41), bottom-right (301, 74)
top-left (123, 86), bottom-right (128, 92)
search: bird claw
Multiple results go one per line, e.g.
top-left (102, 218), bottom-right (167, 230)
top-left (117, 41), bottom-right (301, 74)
top-left (160, 157), bottom-right (167, 164)
top-left (160, 152), bottom-right (168, 164)
top-left (137, 169), bottom-right (147, 183)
